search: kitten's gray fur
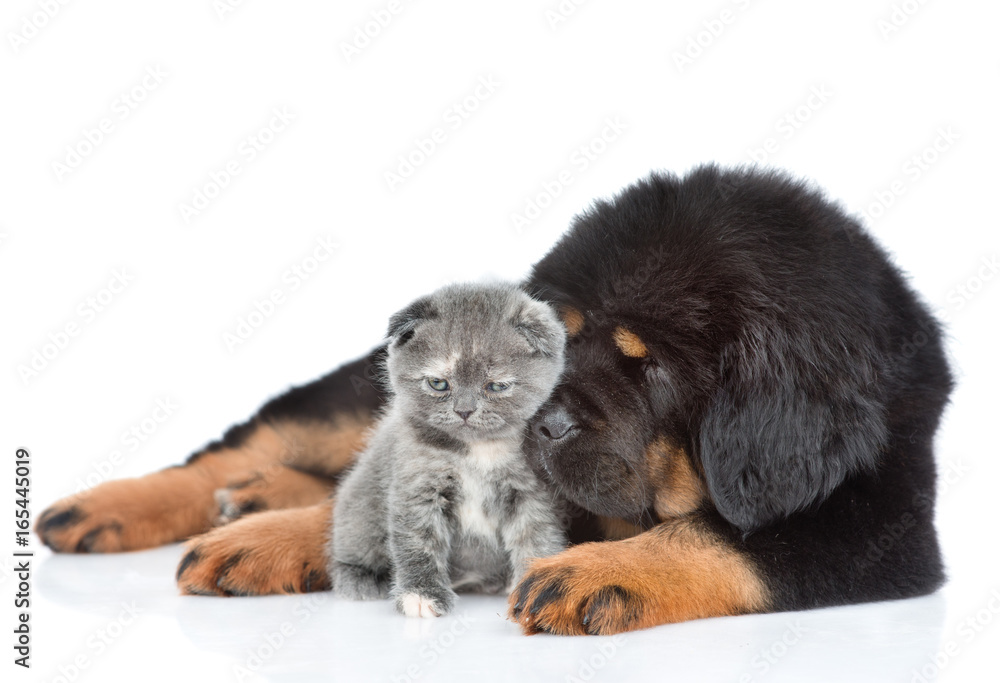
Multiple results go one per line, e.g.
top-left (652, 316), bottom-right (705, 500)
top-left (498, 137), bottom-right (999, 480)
top-left (330, 282), bottom-right (567, 617)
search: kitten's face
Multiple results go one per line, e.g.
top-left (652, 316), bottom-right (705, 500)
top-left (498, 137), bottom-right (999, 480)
top-left (385, 285), bottom-right (566, 443)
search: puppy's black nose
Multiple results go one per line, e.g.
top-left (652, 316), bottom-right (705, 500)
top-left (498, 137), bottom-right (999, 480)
top-left (455, 409), bottom-right (474, 421)
top-left (533, 406), bottom-right (575, 440)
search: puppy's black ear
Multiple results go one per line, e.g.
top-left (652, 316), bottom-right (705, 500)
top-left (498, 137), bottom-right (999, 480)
top-left (513, 299), bottom-right (566, 357)
top-left (387, 296), bottom-right (436, 346)
top-left (697, 331), bottom-right (888, 533)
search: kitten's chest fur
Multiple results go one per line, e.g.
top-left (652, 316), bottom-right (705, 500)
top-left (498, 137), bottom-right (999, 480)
top-left (453, 440), bottom-right (518, 539)
top-left (446, 439), bottom-right (525, 592)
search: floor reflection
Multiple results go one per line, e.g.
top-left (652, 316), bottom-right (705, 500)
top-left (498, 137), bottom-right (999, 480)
top-left (37, 545), bottom-right (948, 682)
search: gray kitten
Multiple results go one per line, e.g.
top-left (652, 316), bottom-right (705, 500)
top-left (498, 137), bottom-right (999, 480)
top-left (330, 282), bottom-right (567, 618)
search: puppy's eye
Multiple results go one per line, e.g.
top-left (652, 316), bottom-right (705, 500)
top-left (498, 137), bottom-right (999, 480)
top-left (427, 377), bottom-right (449, 391)
top-left (485, 381), bottom-right (510, 393)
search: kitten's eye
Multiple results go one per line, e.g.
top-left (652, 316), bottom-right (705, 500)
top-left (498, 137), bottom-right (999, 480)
top-left (427, 377), bottom-right (449, 392)
top-left (485, 381), bottom-right (511, 393)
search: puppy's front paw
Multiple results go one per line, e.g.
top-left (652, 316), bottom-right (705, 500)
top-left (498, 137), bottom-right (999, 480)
top-left (177, 505), bottom-right (332, 596)
top-left (394, 587), bottom-right (456, 618)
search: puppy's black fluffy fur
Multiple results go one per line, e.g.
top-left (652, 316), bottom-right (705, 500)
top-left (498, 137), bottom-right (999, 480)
top-left (523, 165), bottom-right (952, 608)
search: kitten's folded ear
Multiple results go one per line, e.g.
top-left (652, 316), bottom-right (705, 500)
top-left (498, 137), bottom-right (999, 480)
top-left (387, 295), bottom-right (437, 346)
top-left (513, 299), bottom-right (567, 357)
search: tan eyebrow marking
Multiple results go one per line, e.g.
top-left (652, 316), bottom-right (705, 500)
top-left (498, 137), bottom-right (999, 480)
top-left (612, 326), bottom-right (648, 358)
top-left (560, 306), bottom-right (585, 337)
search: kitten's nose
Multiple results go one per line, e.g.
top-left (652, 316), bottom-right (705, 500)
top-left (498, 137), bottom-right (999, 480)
top-left (532, 405), bottom-right (575, 441)
top-left (455, 409), bottom-right (474, 421)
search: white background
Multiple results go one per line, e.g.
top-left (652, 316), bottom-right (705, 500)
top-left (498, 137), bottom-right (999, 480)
top-left (2, 1), bottom-right (999, 681)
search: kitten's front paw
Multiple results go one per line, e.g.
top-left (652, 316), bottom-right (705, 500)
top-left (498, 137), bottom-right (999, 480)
top-left (394, 588), bottom-right (456, 618)
top-left (333, 562), bottom-right (390, 601)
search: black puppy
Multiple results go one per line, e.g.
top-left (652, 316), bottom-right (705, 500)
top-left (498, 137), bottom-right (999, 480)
top-left (512, 165), bottom-right (951, 633)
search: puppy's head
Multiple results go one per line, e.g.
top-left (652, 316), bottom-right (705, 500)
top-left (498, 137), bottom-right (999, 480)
top-left (524, 168), bottom-right (890, 533)
top-left (525, 292), bottom-right (888, 534)
top-left (524, 307), bottom-right (706, 522)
